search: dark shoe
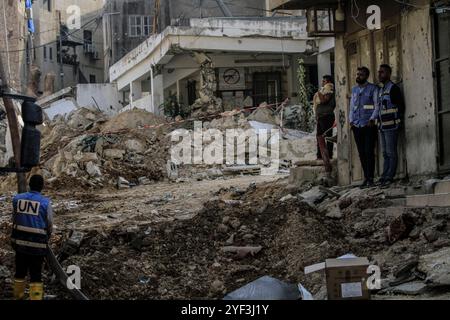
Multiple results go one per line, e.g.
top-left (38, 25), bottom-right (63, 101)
top-left (366, 180), bottom-right (375, 188)
top-left (380, 179), bottom-right (393, 189)
top-left (376, 178), bottom-right (386, 186)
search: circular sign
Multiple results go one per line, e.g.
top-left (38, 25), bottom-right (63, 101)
top-left (223, 68), bottom-right (241, 85)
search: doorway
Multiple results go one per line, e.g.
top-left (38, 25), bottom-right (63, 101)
top-left (253, 72), bottom-right (282, 107)
top-left (434, 6), bottom-right (450, 172)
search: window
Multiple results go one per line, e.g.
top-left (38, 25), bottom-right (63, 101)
top-left (89, 75), bottom-right (96, 83)
top-left (129, 15), bottom-right (152, 37)
top-left (49, 46), bottom-right (53, 60)
top-left (43, 46), bottom-right (47, 60)
top-left (143, 16), bottom-right (152, 36)
top-left (84, 30), bottom-right (93, 44)
top-left (129, 16), bottom-right (142, 37)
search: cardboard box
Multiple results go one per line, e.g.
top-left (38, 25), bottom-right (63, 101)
top-left (304, 255), bottom-right (371, 300)
top-left (325, 257), bottom-right (370, 300)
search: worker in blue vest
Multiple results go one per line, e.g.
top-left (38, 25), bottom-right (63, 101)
top-left (11, 175), bottom-right (53, 300)
top-left (376, 64), bottom-right (405, 187)
top-left (349, 67), bottom-right (379, 188)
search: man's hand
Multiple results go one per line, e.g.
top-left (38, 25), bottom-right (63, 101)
top-left (368, 120), bottom-right (376, 127)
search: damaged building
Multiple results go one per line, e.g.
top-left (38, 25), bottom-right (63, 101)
top-left (103, 0), bottom-right (267, 77)
top-left (31, 0), bottom-right (105, 94)
top-left (108, 16), bottom-right (334, 115)
top-left (270, 0), bottom-right (450, 184)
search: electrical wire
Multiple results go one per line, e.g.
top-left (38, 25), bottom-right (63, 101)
top-left (0, 14), bottom-right (101, 53)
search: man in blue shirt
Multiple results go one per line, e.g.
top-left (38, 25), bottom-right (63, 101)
top-left (11, 175), bottom-right (53, 300)
top-left (349, 67), bottom-right (379, 188)
top-left (376, 64), bottom-right (405, 187)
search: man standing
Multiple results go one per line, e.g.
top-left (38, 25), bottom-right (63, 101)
top-left (314, 75), bottom-right (336, 160)
top-left (349, 67), bottom-right (379, 188)
top-left (11, 175), bottom-right (53, 300)
top-left (376, 64), bottom-right (405, 187)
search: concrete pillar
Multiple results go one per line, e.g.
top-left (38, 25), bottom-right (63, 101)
top-left (152, 74), bottom-right (164, 114)
top-left (317, 51), bottom-right (332, 84)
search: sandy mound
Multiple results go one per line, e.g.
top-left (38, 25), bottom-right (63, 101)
top-left (101, 109), bottom-right (167, 133)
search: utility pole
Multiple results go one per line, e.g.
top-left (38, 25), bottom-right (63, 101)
top-left (0, 53), bottom-right (28, 193)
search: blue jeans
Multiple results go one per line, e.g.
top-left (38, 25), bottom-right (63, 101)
top-left (380, 129), bottom-right (399, 181)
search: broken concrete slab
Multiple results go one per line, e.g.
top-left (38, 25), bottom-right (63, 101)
top-left (86, 161), bottom-right (102, 178)
top-left (289, 166), bottom-right (326, 185)
top-left (434, 180), bottom-right (450, 195)
top-left (423, 179), bottom-right (442, 194)
top-left (74, 152), bottom-right (98, 163)
top-left (418, 247), bottom-right (450, 287)
top-left (104, 149), bottom-right (126, 160)
top-left (118, 176), bottom-right (130, 189)
top-left (298, 187), bottom-right (327, 205)
top-left (125, 139), bottom-right (145, 153)
top-left (406, 193), bottom-right (450, 207)
top-left (138, 177), bottom-right (151, 185)
top-left (325, 205), bottom-right (343, 219)
top-left (390, 281), bottom-right (428, 295)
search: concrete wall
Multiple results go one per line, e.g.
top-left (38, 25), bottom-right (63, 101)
top-left (44, 98), bottom-right (78, 120)
top-left (401, 4), bottom-right (437, 176)
top-left (76, 83), bottom-right (123, 116)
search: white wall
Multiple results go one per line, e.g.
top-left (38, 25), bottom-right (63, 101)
top-left (76, 83), bottom-right (123, 116)
top-left (44, 98), bottom-right (78, 120)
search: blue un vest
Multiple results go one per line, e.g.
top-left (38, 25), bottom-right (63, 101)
top-left (350, 83), bottom-right (378, 127)
top-left (378, 81), bottom-right (401, 131)
top-left (11, 191), bottom-right (50, 256)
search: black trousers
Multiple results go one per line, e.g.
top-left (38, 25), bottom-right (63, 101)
top-left (316, 114), bottom-right (335, 159)
top-left (14, 251), bottom-right (44, 282)
top-left (352, 125), bottom-right (378, 181)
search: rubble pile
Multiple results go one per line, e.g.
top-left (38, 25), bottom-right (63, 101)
top-left (0, 108), bottom-right (171, 192)
top-left (44, 182), bottom-right (450, 300)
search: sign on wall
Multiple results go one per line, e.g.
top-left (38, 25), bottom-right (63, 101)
top-left (218, 68), bottom-right (246, 90)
